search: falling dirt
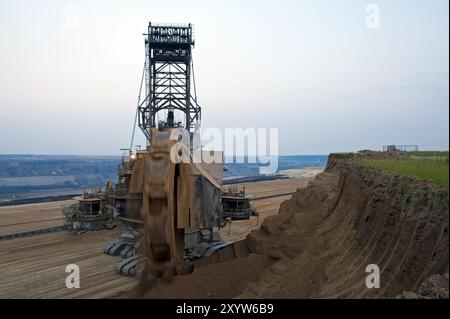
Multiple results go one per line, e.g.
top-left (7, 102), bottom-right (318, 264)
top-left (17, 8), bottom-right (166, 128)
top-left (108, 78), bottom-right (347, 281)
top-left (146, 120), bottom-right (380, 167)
top-left (124, 153), bottom-right (448, 299)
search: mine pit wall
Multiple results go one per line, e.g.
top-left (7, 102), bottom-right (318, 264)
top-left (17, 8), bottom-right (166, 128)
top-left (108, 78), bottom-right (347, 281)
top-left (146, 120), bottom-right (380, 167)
top-left (232, 153), bottom-right (449, 298)
top-left (325, 153), bottom-right (448, 297)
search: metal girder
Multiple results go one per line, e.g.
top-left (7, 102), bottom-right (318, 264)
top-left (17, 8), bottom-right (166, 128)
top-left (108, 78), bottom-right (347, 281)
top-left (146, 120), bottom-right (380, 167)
top-left (138, 22), bottom-right (201, 144)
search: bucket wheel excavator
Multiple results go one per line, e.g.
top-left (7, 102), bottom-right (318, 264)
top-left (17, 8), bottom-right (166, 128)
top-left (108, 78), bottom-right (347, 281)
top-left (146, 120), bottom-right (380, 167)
top-left (105, 22), bottom-right (231, 278)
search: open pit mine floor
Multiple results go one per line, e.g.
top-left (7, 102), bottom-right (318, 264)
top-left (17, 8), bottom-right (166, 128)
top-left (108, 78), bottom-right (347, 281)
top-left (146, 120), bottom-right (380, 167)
top-left (1, 159), bottom-right (447, 299)
top-left (0, 174), bottom-right (315, 298)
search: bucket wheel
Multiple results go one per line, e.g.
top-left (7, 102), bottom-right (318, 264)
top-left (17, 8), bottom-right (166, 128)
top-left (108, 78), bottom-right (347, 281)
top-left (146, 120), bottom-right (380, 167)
top-left (140, 137), bottom-right (185, 278)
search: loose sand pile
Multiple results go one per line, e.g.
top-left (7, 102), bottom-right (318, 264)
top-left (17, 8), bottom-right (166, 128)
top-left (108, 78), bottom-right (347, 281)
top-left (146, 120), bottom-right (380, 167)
top-left (128, 154), bottom-right (448, 299)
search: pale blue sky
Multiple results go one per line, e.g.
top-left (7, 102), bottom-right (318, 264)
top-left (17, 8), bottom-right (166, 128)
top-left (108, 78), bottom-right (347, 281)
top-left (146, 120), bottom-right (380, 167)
top-left (0, 0), bottom-right (448, 155)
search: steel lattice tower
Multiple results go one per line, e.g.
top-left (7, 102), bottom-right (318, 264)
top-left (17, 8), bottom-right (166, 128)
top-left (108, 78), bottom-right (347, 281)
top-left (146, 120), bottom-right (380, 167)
top-left (138, 22), bottom-right (201, 143)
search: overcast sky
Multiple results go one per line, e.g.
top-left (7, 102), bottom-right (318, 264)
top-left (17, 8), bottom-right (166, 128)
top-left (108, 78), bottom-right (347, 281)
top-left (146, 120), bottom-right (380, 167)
top-left (0, 0), bottom-right (448, 155)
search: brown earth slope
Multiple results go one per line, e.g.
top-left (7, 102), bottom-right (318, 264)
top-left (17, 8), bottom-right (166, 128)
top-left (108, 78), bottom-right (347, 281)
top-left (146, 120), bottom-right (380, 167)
top-left (135, 153), bottom-right (449, 299)
top-left (241, 154), bottom-right (448, 298)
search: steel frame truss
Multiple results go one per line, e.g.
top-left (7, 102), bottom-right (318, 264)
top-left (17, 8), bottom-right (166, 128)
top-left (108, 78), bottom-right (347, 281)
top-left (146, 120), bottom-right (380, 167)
top-left (139, 22), bottom-right (201, 143)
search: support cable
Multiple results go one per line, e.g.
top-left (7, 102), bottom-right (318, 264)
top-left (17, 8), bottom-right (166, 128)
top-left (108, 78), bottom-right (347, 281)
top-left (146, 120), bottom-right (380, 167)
top-left (191, 57), bottom-right (198, 102)
top-left (130, 61), bottom-right (146, 151)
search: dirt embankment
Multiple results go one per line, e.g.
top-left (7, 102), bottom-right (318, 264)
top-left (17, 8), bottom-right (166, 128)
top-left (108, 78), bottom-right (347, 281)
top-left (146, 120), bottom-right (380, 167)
top-left (240, 153), bottom-right (448, 298)
top-left (135, 153), bottom-right (449, 299)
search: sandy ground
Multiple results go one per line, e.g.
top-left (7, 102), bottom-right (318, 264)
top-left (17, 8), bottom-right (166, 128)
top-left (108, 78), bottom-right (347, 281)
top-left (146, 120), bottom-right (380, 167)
top-left (0, 229), bottom-right (137, 298)
top-left (0, 200), bottom-right (74, 234)
top-left (278, 167), bottom-right (324, 179)
top-left (0, 173), bottom-right (320, 298)
top-left (2, 163), bottom-right (444, 299)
